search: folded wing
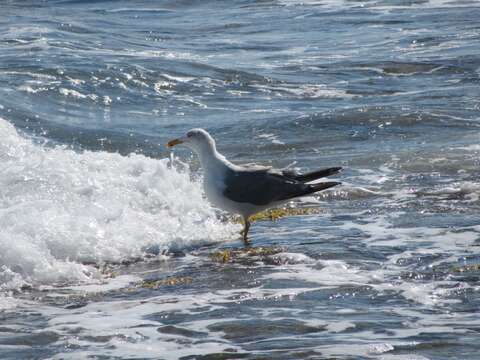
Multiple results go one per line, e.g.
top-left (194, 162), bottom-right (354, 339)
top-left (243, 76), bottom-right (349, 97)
top-left (223, 167), bottom-right (341, 206)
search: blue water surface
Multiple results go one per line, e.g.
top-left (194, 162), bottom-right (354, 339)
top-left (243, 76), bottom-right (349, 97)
top-left (0, 1), bottom-right (479, 359)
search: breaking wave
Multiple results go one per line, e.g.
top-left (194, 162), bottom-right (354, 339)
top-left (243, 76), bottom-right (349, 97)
top-left (0, 118), bottom-right (235, 291)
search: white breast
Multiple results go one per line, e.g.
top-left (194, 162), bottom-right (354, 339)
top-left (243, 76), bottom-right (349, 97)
top-left (203, 167), bottom-right (227, 210)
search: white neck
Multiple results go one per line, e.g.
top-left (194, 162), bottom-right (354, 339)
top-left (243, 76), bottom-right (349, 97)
top-left (194, 141), bottom-right (230, 173)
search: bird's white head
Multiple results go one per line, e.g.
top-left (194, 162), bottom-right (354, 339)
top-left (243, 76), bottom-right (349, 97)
top-left (166, 128), bottom-right (216, 154)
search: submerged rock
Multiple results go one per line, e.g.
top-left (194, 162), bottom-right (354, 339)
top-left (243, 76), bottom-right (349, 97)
top-left (210, 246), bottom-right (284, 264)
top-left (451, 264), bottom-right (480, 273)
top-left (140, 276), bottom-right (193, 289)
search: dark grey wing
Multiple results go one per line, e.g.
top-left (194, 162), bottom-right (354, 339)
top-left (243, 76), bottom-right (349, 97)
top-left (223, 168), bottom-right (310, 206)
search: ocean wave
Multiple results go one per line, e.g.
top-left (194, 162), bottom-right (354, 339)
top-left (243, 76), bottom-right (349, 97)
top-left (0, 118), bottom-right (236, 291)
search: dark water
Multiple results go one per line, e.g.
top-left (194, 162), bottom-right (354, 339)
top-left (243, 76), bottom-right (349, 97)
top-left (1, 1), bottom-right (479, 359)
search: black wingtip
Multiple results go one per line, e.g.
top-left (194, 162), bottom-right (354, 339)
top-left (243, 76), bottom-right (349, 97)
top-left (296, 167), bottom-right (343, 183)
top-left (311, 181), bottom-right (341, 192)
top-left (294, 181), bottom-right (340, 198)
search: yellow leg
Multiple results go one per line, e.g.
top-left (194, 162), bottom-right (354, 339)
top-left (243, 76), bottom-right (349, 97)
top-left (242, 217), bottom-right (251, 246)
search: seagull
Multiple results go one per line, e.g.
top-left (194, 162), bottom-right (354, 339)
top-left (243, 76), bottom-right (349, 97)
top-left (167, 129), bottom-right (341, 245)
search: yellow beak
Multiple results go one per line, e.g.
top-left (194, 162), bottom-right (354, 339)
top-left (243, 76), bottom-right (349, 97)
top-left (166, 138), bottom-right (183, 148)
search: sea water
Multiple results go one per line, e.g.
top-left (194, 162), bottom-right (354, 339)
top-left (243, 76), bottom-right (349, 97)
top-left (0, 1), bottom-right (479, 359)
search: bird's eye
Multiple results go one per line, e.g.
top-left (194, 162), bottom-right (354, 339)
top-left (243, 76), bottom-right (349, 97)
top-left (187, 133), bottom-right (192, 138)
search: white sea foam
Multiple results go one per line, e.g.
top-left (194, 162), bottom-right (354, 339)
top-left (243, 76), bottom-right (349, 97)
top-left (59, 87), bottom-right (97, 101)
top-left (266, 259), bottom-right (380, 287)
top-left (0, 71), bottom-right (57, 80)
top-left (161, 73), bottom-right (195, 83)
top-left (256, 132), bottom-right (285, 145)
top-left (0, 293), bottom-right (19, 311)
top-left (18, 85), bottom-right (49, 94)
top-left (0, 118), bottom-right (236, 290)
top-left (266, 252), bottom-right (315, 265)
top-left (43, 294), bottom-right (242, 360)
top-left (252, 83), bottom-right (351, 99)
top-left (456, 144), bottom-right (480, 151)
